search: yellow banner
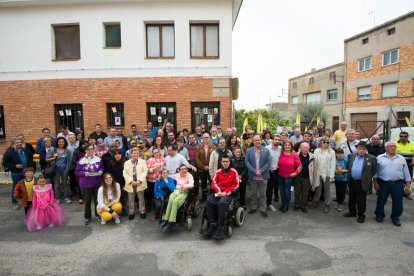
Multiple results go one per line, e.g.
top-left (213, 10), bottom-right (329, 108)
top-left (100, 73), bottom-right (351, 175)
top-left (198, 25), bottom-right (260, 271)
top-left (405, 117), bottom-right (412, 128)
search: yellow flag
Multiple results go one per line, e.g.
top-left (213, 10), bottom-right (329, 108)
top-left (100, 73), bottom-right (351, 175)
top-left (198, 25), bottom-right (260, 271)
top-left (263, 122), bottom-right (267, 129)
top-left (405, 117), bottom-right (412, 128)
top-left (305, 126), bottom-right (308, 131)
top-left (242, 117), bottom-right (248, 133)
top-left (296, 114), bottom-right (300, 124)
top-left (257, 114), bottom-right (262, 133)
top-left (317, 117), bottom-right (320, 124)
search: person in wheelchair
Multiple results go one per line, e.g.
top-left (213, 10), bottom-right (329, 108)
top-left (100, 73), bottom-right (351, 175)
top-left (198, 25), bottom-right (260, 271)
top-left (202, 155), bottom-right (239, 240)
top-left (160, 164), bottom-right (194, 231)
top-left (152, 167), bottom-right (175, 221)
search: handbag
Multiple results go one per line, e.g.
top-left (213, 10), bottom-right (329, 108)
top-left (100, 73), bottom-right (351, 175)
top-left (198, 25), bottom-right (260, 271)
top-left (44, 148), bottom-right (57, 178)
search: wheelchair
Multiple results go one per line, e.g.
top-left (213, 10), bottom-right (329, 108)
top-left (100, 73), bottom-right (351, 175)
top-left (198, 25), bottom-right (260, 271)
top-left (199, 190), bottom-right (245, 238)
top-left (158, 187), bottom-right (201, 231)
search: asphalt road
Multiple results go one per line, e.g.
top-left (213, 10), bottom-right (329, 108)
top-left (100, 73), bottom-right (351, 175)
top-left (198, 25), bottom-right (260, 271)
top-left (0, 183), bottom-right (413, 276)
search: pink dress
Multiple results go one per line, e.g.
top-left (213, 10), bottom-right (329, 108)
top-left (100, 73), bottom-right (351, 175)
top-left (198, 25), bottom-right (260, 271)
top-left (25, 184), bottom-right (66, 232)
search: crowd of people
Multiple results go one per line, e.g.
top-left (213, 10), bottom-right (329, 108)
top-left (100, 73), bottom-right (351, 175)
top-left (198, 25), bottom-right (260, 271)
top-left (3, 119), bottom-right (413, 236)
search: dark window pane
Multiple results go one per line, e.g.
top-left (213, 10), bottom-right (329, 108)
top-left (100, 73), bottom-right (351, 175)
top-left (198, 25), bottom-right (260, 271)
top-left (54, 25), bottom-right (80, 60)
top-left (105, 24), bottom-right (121, 47)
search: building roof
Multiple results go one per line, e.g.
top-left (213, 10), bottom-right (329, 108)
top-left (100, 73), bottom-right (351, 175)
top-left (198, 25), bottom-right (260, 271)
top-left (344, 10), bottom-right (414, 42)
top-left (288, 62), bottom-right (344, 81)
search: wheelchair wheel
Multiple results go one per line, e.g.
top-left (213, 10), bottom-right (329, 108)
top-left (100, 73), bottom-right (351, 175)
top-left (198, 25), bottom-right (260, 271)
top-left (186, 217), bottom-right (192, 231)
top-left (193, 200), bottom-right (201, 217)
top-left (226, 225), bottom-right (233, 238)
top-left (235, 207), bottom-right (244, 226)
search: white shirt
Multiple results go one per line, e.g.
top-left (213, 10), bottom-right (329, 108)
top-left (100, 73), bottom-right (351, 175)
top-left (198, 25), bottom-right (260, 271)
top-left (97, 182), bottom-right (121, 209)
top-left (266, 144), bottom-right (281, 171)
top-left (165, 154), bottom-right (189, 175)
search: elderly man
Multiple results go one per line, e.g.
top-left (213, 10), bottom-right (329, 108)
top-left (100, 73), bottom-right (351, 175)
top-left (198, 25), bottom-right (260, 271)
top-left (196, 133), bottom-right (216, 202)
top-left (294, 131), bottom-right (316, 153)
top-left (289, 128), bottom-right (303, 145)
top-left (245, 134), bottom-right (272, 218)
top-left (374, 141), bottom-right (411, 226)
top-left (294, 142), bottom-right (316, 213)
top-left (3, 137), bottom-right (35, 209)
top-left (368, 135), bottom-right (385, 157)
top-left (338, 129), bottom-right (358, 159)
top-left (333, 122), bottom-right (347, 148)
top-left (396, 131), bottom-right (414, 200)
top-left (343, 141), bottom-right (377, 223)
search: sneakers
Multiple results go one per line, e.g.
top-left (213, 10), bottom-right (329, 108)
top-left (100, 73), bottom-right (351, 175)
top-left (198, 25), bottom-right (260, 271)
top-left (83, 219), bottom-right (91, 225)
top-left (64, 198), bottom-right (72, 204)
top-left (96, 215), bottom-right (102, 222)
top-left (335, 204), bottom-right (343, 212)
top-left (101, 220), bottom-right (107, 225)
top-left (202, 223), bottom-right (216, 239)
top-left (114, 217), bottom-right (121, 224)
top-left (12, 204), bottom-right (20, 210)
top-left (268, 205), bottom-right (277, 212)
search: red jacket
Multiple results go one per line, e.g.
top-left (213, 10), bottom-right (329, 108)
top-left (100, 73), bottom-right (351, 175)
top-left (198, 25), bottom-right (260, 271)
top-left (211, 168), bottom-right (239, 194)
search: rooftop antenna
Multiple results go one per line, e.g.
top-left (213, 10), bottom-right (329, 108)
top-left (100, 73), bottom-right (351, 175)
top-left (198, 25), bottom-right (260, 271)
top-left (368, 10), bottom-right (375, 27)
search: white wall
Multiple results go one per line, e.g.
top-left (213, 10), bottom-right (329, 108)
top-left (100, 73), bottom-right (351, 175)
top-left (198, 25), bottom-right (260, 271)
top-left (0, 1), bottom-right (233, 80)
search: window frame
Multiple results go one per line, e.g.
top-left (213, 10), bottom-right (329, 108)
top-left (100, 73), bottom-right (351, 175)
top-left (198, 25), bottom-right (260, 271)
top-left (291, 96), bottom-right (299, 105)
top-left (106, 103), bottom-right (125, 128)
top-left (0, 105), bottom-right (5, 141)
top-left (327, 89), bottom-right (338, 101)
top-left (358, 56), bottom-right (371, 72)
top-left (358, 86), bottom-right (371, 100)
top-left (103, 22), bottom-right (121, 48)
top-left (292, 82), bottom-right (297, 89)
top-left (362, 37), bottom-right (369, 45)
top-left (381, 82), bottom-right (398, 98)
top-left (52, 24), bottom-right (81, 61)
top-left (306, 91), bottom-right (321, 104)
top-left (308, 77), bottom-right (314, 85)
top-left (190, 23), bottom-right (219, 59)
top-left (387, 27), bottom-right (396, 36)
top-left (145, 23), bottom-right (175, 59)
top-left (382, 49), bottom-right (399, 67)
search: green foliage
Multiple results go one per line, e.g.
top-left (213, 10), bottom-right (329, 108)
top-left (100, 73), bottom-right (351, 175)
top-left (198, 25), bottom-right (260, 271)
top-left (297, 103), bottom-right (328, 129)
top-left (234, 108), bottom-right (293, 135)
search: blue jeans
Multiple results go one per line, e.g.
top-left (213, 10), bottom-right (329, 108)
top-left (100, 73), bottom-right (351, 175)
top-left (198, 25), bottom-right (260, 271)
top-left (375, 179), bottom-right (404, 221)
top-left (11, 173), bottom-right (24, 204)
top-left (279, 176), bottom-right (293, 208)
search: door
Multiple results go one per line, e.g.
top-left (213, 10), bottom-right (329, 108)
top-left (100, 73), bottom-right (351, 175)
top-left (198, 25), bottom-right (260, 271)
top-left (147, 102), bottom-right (177, 128)
top-left (332, 116), bottom-right (339, 132)
top-left (191, 102), bottom-right (220, 132)
top-left (54, 104), bottom-right (84, 135)
top-left (351, 112), bottom-right (378, 139)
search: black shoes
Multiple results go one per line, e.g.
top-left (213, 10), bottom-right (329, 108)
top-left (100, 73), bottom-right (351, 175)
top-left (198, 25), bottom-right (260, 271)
top-left (160, 220), bottom-right (168, 229)
top-left (375, 217), bottom-right (384, 223)
top-left (248, 209), bottom-right (257, 214)
top-left (128, 214), bottom-right (135, 220)
top-left (357, 216), bottom-right (365, 223)
top-left (293, 205), bottom-right (300, 211)
top-left (280, 206), bottom-right (288, 213)
top-left (140, 213), bottom-right (146, 219)
top-left (162, 222), bottom-right (175, 232)
top-left (301, 207), bottom-right (307, 213)
top-left (212, 226), bottom-right (225, 240)
top-left (201, 223), bottom-right (216, 238)
top-left (343, 212), bottom-right (356, 218)
top-left (261, 211), bottom-right (268, 218)
top-left (392, 219), bottom-right (401, 227)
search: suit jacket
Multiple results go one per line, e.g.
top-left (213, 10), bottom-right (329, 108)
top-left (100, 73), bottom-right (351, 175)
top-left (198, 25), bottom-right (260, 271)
top-left (244, 146), bottom-right (272, 181)
top-left (347, 153), bottom-right (377, 191)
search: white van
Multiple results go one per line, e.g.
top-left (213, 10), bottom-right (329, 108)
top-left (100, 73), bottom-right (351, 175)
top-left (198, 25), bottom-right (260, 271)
top-left (389, 127), bottom-right (414, 142)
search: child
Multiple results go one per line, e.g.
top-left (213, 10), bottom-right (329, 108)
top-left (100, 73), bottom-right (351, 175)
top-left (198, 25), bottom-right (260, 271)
top-left (334, 148), bottom-right (348, 212)
top-left (14, 167), bottom-right (36, 216)
top-left (25, 175), bottom-right (66, 232)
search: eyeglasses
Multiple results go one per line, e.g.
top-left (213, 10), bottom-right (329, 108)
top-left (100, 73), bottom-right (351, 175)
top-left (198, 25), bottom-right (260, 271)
top-left (322, 141), bottom-right (330, 144)
top-left (400, 135), bottom-right (408, 138)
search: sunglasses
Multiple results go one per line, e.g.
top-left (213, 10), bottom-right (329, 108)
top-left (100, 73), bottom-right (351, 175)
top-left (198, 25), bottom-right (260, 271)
top-left (322, 141), bottom-right (330, 144)
top-left (400, 135), bottom-right (408, 138)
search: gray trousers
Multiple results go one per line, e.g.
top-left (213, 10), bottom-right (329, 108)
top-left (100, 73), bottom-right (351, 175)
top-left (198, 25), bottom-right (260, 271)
top-left (54, 170), bottom-right (69, 200)
top-left (249, 180), bottom-right (267, 212)
top-left (127, 187), bottom-right (145, 215)
top-left (313, 176), bottom-right (331, 206)
top-left (294, 176), bottom-right (310, 208)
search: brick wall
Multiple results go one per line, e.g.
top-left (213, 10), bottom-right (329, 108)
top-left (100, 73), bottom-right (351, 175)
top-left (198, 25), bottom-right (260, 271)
top-left (0, 76), bottom-right (233, 153)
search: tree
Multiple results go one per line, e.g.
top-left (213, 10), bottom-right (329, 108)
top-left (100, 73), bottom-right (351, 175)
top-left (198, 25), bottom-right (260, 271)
top-left (297, 103), bottom-right (328, 130)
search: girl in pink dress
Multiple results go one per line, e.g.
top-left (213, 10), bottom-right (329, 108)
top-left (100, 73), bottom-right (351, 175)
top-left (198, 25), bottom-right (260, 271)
top-left (25, 175), bottom-right (66, 232)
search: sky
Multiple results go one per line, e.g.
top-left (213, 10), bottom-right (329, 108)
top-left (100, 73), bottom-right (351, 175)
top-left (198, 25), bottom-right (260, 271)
top-left (232, 0), bottom-right (414, 111)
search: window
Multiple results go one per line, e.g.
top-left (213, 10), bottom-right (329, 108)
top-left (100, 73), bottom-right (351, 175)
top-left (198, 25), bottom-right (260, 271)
top-left (54, 104), bottom-right (84, 134)
top-left (191, 102), bottom-right (220, 131)
top-left (107, 103), bottom-right (125, 127)
top-left (382, 82), bottom-right (397, 98)
top-left (382, 49), bottom-right (399, 66)
top-left (104, 23), bottom-right (121, 48)
top-left (0, 106), bottom-right (5, 141)
top-left (292, 82), bottom-right (297, 89)
top-left (53, 25), bottom-right (80, 60)
top-left (362, 38), bottom-right (369, 44)
top-left (292, 96), bottom-right (299, 105)
top-left (308, 77), bottom-right (314, 85)
top-left (397, 111), bottom-right (410, 127)
top-left (358, 57), bottom-right (371, 72)
top-left (147, 102), bottom-right (176, 128)
top-left (146, 24), bottom-right (175, 58)
top-left (329, 72), bottom-right (336, 80)
top-left (358, 86), bottom-right (371, 99)
top-left (190, 23), bottom-right (219, 58)
top-left (327, 89), bottom-right (338, 101)
top-left (306, 92), bottom-right (320, 104)
top-left (387, 27), bottom-right (395, 36)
